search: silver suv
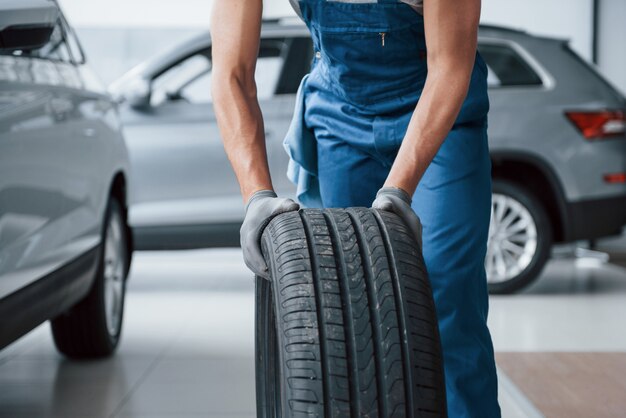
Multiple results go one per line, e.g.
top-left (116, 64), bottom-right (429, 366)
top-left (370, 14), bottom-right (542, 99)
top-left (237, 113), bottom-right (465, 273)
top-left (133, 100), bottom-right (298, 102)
top-left (0, 1), bottom-right (133, 356)
top-left (112, 20), bottom-right (626, 294)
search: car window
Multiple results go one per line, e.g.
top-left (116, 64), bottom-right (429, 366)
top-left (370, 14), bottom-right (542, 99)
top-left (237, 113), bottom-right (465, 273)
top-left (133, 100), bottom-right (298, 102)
top-left (254, 42), bottom-right (285, 99)
top-left (177, 68), bottom-right (213, 104)
top-left (0, 18), bottom-right (72, 63)
top-left (276, 37), bottom-right (314, 95)
top-left (151, 53), bottom-right (212, 106)
top-left (154, 40), bottom-right (287, 106)
top-left (478, 43), bottom-right (543, 87)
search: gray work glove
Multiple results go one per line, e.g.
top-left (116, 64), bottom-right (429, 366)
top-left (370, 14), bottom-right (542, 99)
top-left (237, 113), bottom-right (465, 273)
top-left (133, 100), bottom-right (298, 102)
top-left (372, 186), bottom-right (423, 249)
top-left (241, 190), bottom-right (300, 278)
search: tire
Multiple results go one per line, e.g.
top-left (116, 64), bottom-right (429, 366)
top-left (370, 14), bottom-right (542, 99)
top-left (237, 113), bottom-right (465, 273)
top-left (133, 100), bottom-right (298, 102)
top-left (51, 197), bottom-right (130, 358)
top-left (486, 180), bottom-right (552, 294)
top-left (256, 208), bottom-right (447, 418)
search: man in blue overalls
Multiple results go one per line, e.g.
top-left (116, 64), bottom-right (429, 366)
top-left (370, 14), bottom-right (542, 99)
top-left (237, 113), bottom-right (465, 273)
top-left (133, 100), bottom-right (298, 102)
top-left (211, 0), bottom-right (500, 416)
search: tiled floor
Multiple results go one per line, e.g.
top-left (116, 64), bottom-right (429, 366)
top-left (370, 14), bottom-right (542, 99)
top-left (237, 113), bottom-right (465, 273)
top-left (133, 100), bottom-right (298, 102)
top-left (1, 247), bottom-right (625, 417)
top-left (490, 255), bottom-right (626, 352)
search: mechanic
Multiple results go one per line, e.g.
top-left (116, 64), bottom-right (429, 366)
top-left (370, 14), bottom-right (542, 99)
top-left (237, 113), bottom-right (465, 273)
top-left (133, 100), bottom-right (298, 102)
top-left (210, 0), bottom-right (500, 416)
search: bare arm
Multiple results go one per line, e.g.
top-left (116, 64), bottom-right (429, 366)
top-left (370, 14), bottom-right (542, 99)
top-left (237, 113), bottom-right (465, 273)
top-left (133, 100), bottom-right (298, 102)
top-left (211, 0), bottom-right (273, 203)
top-left (384, 0), bottom-right (482, 195)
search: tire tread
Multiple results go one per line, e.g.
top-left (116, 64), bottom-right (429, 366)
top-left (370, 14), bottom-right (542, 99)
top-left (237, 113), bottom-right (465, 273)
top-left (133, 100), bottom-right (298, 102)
top-left (259, 208), bottom-right (446, 417)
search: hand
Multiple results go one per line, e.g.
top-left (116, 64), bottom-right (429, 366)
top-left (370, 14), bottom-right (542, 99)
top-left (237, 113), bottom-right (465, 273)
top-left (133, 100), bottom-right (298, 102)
top-left (241, 190), bottom-right (300, 278)
top-left (372, 187), bottom-right (423, 249)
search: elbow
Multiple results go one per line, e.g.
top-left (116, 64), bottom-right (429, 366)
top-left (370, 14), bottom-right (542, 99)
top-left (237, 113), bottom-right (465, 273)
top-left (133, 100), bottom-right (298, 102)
top-left (427, 47), bottom-right (476, 88)
top-left (211, 65), bottom-right (258, 105)
top-left (427, 59), bottom-right (474, 94)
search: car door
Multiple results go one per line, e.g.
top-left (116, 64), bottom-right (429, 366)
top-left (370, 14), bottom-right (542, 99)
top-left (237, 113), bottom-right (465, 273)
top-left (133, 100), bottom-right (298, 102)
top-left (0, 16), bottom-right (100, 298)
top-left (123, 37), bottom-right (300, 229)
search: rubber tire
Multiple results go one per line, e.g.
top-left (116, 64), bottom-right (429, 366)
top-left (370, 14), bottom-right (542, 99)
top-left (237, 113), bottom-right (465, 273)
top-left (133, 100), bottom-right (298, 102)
top-left (487, 180), bottom-right (552, 294)
top-left (50, 197), bottom-right (129, 358)
top-left (256, 208), bottom-right (447, 418)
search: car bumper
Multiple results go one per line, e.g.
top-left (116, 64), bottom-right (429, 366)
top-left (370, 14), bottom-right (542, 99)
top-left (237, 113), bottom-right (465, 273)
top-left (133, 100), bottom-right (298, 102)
top-left (564, 194), bottom-right (626, 241)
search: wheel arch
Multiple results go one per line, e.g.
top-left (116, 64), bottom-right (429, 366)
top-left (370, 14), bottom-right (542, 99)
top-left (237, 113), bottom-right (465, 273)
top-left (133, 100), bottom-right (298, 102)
top-left (491, 151), bottom-right (569, 243)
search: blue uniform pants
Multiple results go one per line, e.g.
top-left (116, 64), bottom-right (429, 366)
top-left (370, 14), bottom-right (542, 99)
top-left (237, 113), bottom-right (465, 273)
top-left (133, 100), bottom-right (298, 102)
top-left (310, 97), bottom-right (499, 418)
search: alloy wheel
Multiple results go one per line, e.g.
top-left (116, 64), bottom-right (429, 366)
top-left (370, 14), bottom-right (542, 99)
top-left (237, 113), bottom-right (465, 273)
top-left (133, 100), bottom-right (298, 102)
top-left (103, 210), bottom-right (125, 336)
top-left (486, 193), bottom-right (538, 283)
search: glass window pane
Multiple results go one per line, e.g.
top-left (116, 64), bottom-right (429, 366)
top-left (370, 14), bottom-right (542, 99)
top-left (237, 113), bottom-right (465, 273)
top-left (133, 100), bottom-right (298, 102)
top-left (180, 70), bottom-right (212, 104)
top-left (478, 43), bottom-right (543, 87)
top-left (254, 56), bottom-right (283, 99)
top-left (151, 53), bottom-right (211, 106)
top-left (1, 20), bottom-right (72, 63)
top-left (170, 42), bottom-right (285, 105)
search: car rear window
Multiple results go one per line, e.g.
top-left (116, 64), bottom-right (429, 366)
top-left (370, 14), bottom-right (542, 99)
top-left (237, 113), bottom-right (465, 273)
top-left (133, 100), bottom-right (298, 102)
top-left (276, 37), bottom-right (314, 95)
top-left (478, 43), bottom-right (543, 87)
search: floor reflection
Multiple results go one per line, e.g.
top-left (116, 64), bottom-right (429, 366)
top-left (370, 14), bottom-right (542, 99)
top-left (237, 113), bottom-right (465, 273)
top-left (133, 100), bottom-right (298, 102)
top-left (522, 256), bottom-right (626, 295)
top-left (0, 248), bottom-right (624, 417)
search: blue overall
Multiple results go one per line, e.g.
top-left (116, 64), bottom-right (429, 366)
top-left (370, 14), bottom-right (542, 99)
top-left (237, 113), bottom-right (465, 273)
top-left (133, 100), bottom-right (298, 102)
top-left (283, 1), bottom-right (500, 416)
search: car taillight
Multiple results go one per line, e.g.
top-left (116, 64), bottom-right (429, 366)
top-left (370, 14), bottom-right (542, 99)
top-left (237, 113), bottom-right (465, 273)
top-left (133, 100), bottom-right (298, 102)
top-left (604, 173), bottom-right (626, 184)
top-left (565, 110), bottom-right (625, 140)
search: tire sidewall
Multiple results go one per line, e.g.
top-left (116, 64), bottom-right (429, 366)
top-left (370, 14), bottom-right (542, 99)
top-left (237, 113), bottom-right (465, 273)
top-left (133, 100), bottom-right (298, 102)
top-left (488, 180), bottom-right (552, 294)
top-left (255, 274), bottom-right (288, 418)
top-left (262, 239), bottom-right (290, 417)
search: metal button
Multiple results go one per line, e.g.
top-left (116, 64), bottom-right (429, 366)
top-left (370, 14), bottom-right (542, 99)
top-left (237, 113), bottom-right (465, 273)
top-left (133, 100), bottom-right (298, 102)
top-left (315, 51), bottom-right (321, 59)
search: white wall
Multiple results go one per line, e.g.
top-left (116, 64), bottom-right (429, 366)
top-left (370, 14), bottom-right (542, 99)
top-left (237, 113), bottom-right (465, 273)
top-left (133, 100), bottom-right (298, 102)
top-left (598, 0), bottom-right (626, 94)
top-left (59, 0), bottom-right (624, 94)
top-left (59, 0), bottom-right (594, 56)
top-left (482, 0), bottom-right (594, 61)
top-left (58, 0), bottom-right (288, 27)
top-left (59, 0), bottom-right (215, 28)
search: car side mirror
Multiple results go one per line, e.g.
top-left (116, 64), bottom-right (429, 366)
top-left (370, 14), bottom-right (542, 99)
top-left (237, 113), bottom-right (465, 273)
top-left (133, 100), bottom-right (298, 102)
top-left (122, 78), bottom-right (152, 109)
top-left (0, 3), bottom-right (58, 52)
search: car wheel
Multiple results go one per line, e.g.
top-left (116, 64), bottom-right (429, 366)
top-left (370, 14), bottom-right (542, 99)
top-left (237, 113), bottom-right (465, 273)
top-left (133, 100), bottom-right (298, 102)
top-left (51, 197), bottom-right (129, 358)
top-left (486, 180), bottom-right (552, 294)
top-left (256, 208), bottom-right (447, 417)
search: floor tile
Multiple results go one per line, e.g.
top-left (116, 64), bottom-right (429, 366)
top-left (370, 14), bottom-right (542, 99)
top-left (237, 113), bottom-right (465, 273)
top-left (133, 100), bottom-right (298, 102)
top-left (2, 248), bottom-right (625, 417)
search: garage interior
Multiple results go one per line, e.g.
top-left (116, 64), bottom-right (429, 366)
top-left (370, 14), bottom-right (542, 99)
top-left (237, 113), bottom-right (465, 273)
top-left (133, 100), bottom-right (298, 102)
top-left (1, 0), bottom-right (626, 417)
top-left (2, 247), bottom-right (626, 417)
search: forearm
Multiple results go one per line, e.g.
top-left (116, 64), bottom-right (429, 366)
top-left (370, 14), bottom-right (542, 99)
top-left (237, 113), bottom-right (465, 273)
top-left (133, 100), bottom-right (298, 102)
top-left (385, 0), bottom-right (481, 196)
top-left (385, 66), bottom-right (472, 195)
top-left (210, 0), bottom-right (271, 203)
top-left (213, 74), bottom-right (273, 202)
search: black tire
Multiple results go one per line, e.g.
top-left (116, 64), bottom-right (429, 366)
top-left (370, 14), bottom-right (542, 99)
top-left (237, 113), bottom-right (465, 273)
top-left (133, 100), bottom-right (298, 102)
top-left (51, 197), bottom-right (130, 358)
top-left (256, 208), bottom-right (447, 418)
top-left (487, 180), bottom-right (552, 294)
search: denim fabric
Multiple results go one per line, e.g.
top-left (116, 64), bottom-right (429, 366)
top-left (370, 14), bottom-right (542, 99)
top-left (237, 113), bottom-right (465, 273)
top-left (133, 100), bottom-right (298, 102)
top-left (283, 1), bottom-right (501, 415)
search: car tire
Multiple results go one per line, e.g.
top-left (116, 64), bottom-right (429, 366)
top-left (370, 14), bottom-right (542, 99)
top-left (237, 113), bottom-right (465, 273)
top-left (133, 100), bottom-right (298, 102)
top-left (487, 180), bottom-right (552, 294)
top-left (51, 197), bottom-right (129, 358)
top-left (256, 208), bottom-right (447, 417)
